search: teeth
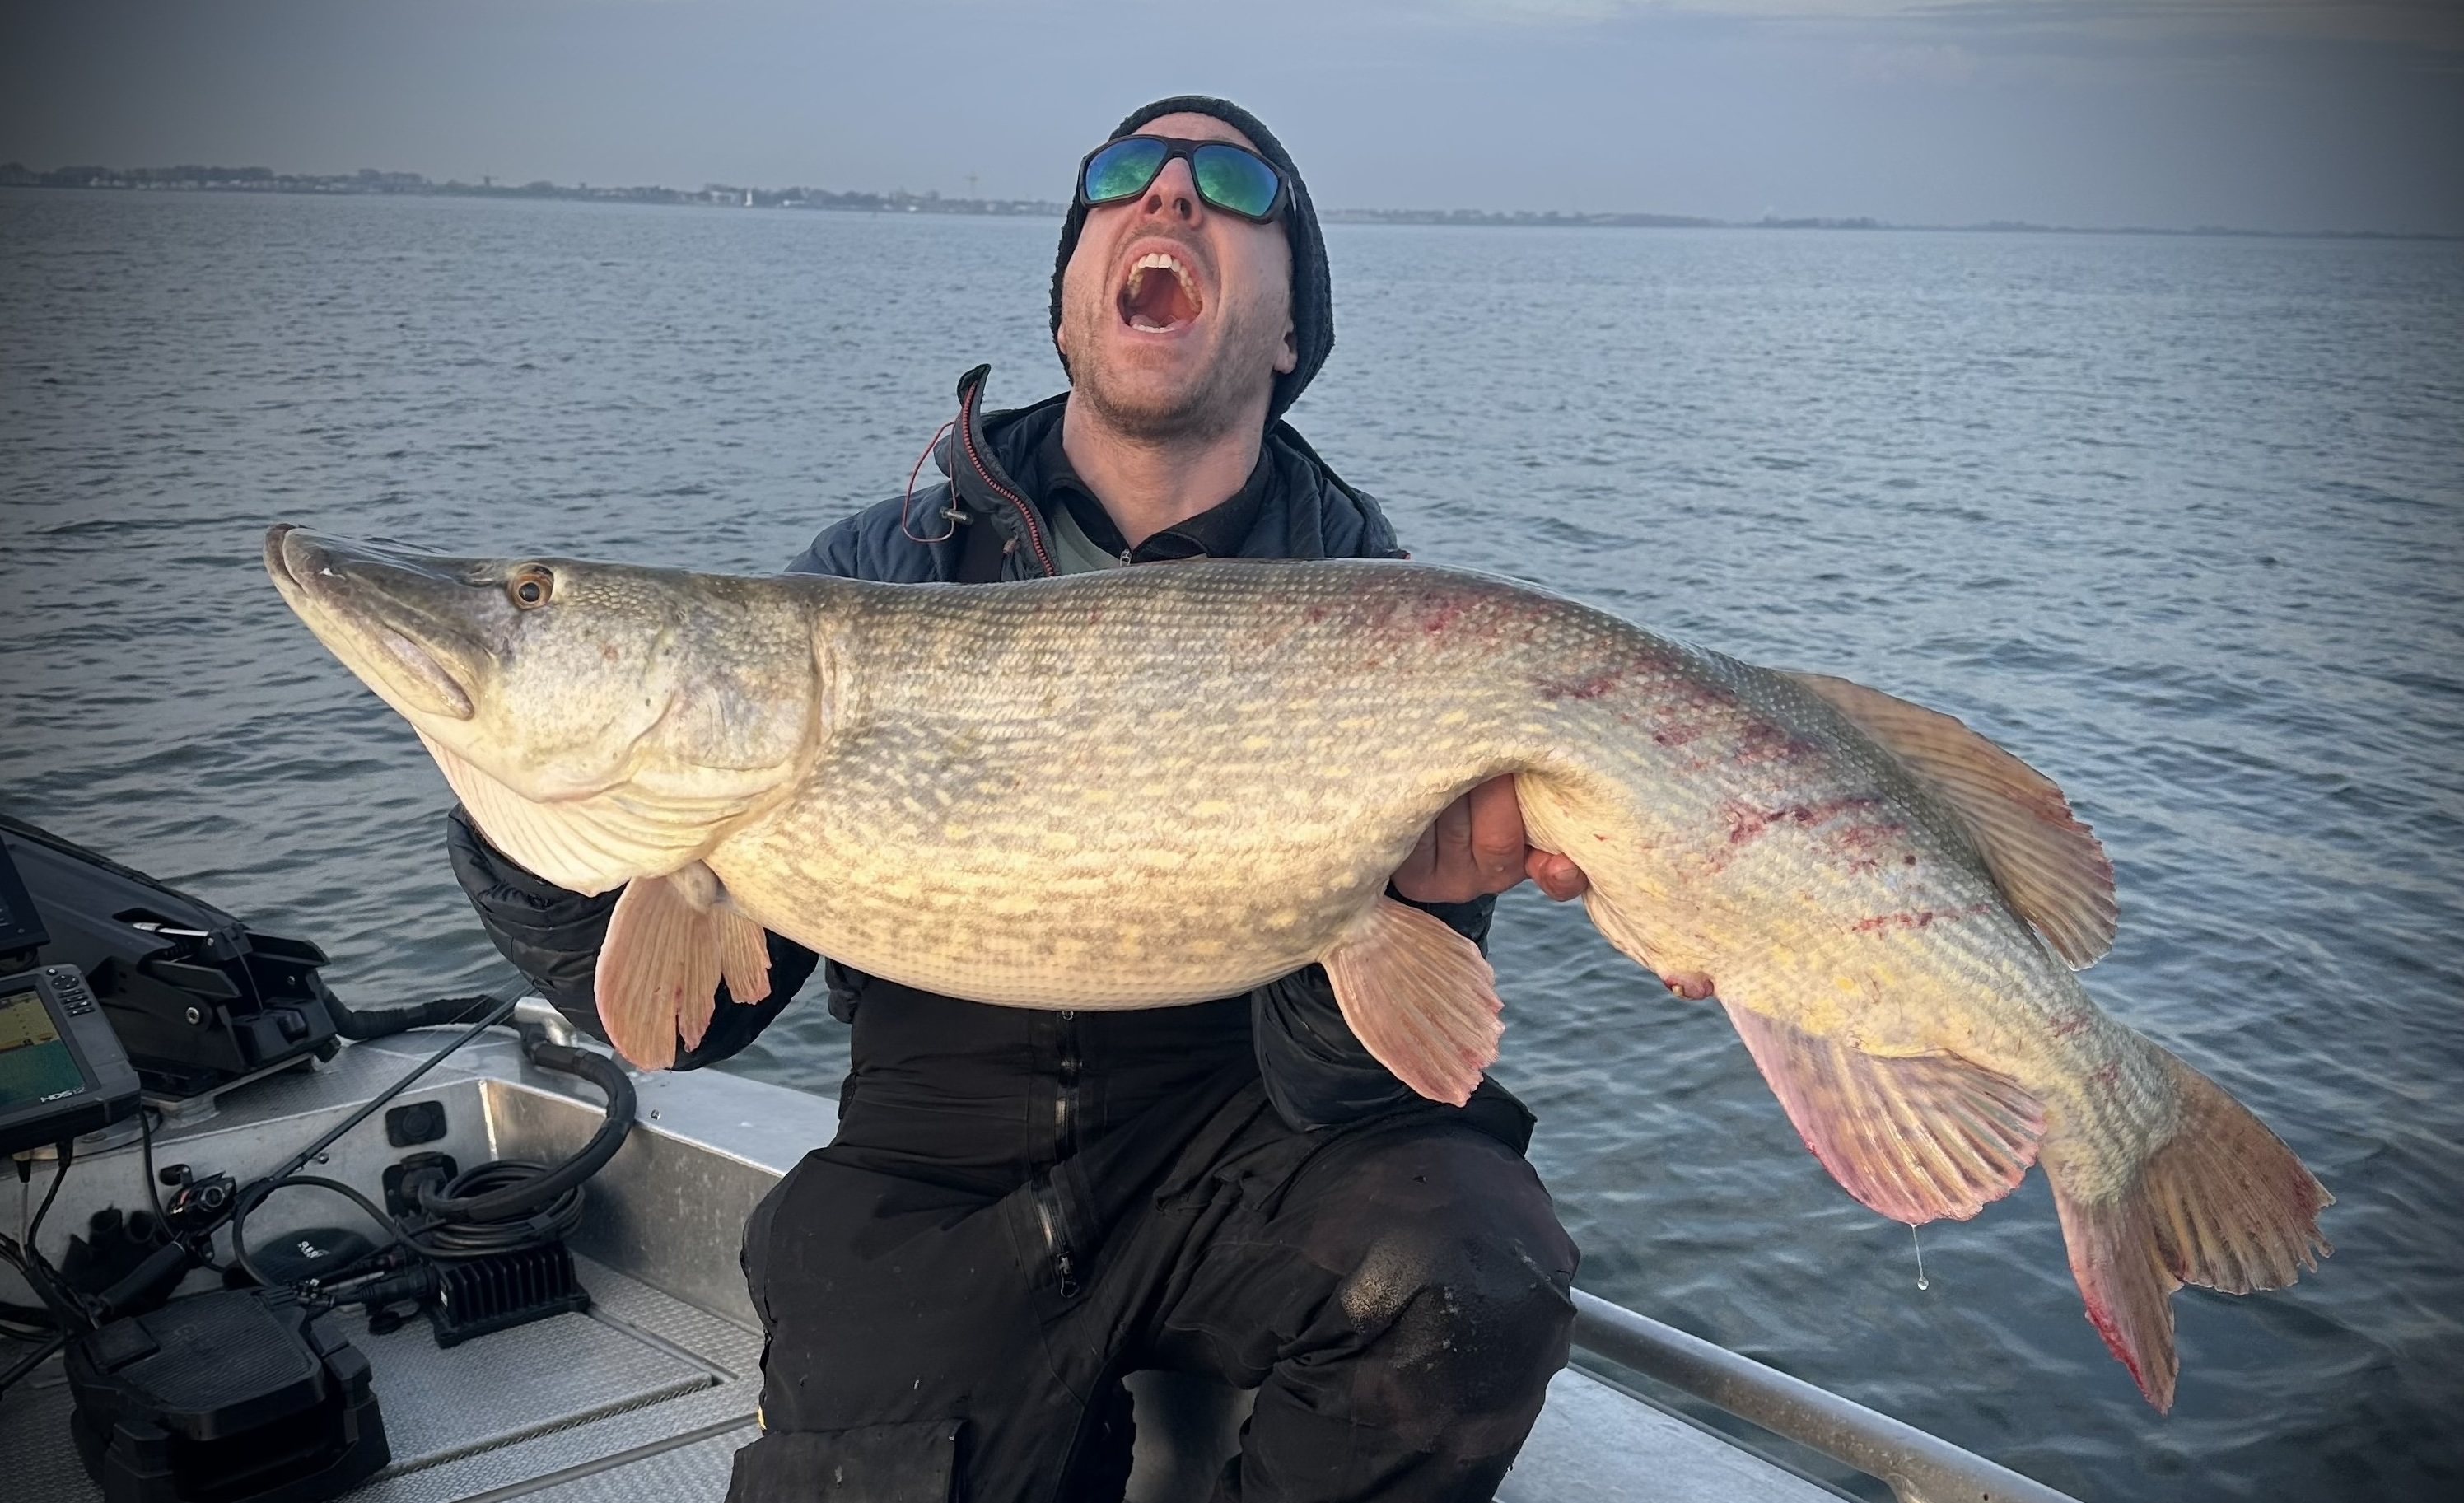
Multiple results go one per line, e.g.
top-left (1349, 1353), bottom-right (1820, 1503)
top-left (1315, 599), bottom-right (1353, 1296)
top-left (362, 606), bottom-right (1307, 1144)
top-left (1130, 251), bottom-right (1196, 297)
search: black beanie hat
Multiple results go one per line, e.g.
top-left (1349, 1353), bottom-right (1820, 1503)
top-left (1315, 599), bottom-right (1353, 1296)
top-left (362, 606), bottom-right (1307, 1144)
top-left (1049, 95), bottom-right (1333, 424)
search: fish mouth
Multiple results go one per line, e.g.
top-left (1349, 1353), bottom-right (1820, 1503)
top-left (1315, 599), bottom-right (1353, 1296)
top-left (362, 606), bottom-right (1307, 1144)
top-left (265, 523), bottom-right (488, 722)
top-left (1116, 240), bottom-right (1206, 334)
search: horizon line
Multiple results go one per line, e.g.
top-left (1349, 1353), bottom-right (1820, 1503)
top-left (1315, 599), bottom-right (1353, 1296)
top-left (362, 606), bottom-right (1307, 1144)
top-left (2, 161), bottom-right (2455, 245)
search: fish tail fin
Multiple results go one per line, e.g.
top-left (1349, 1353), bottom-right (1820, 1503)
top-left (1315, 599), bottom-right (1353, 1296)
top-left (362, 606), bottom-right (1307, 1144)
top-left (2048, 1051), bottom-right (2332, 1412)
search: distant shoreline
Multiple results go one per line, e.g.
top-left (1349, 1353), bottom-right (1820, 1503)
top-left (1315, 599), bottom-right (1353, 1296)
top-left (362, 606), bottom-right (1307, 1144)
top-left (2, 163), bottom-right (2453, 243)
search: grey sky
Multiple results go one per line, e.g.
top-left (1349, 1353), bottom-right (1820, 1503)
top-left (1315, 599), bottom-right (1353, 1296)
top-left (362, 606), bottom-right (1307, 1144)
top-left (3, 1), bottom-right (2458, 233)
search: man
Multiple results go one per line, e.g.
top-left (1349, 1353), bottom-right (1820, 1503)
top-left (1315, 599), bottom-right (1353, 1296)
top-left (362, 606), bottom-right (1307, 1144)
top-left (449, 96), bottom-right (1589, 1501)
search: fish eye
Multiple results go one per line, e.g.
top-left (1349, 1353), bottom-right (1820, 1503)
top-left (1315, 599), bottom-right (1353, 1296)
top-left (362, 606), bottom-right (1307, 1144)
top-left (508, 565), bottom-right (555, 609)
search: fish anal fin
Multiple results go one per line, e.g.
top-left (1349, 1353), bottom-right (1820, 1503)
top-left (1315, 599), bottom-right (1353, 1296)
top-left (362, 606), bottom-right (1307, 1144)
top-left (595, 867), bottom-right (725, 1068)
top-left (1321, 897), bottom-right (1505, 1108)
top-left (1784, 671), bottom-right (2116, 969)
top-left (2047, 1052), bottom-right (2332, 1412)
top-left (1724, 1001), bottom-right (2046, 1225)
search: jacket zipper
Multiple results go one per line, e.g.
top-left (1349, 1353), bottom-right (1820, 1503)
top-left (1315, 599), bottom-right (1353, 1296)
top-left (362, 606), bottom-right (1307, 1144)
top-left (1055, 1009), bottom-right (1080, 1162)
top-left (1030, 1174), bottom-right (1079, 1300)
top-left (1038, 1007), bottom-right (1081, 1299)
top-left (956, 380), bottom-right (1059, 578)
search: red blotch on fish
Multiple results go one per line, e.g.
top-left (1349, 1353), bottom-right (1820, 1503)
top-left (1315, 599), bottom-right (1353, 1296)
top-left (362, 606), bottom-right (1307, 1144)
top-left (1850, 901), bottom-right (1994, 935)
top-left (1724, 796), bottom-right (1887, 848)
top-left (1542, 665), bottom-right (1629, 702)
top-left (1663, 970), bottom-right (1716, 1000)
top-left (1728, 721), bottom-right (1814, 768)
top-left (2050, 1011), bottom-right (2092, 1039)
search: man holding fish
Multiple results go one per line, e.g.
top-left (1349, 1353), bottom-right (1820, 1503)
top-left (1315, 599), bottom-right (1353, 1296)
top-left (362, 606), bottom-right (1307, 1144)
top-left (446, 96), bottom-right (1595, 1500)
top-left (259, 89), bottom-right (2327, 1503)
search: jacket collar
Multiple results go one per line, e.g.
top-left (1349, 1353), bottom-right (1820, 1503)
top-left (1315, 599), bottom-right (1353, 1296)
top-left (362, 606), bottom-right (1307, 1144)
top-left (933, 365), bottom-right (1402, 575)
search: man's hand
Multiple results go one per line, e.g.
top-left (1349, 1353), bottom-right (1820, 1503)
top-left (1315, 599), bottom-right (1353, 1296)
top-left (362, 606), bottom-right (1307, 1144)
top-left (1390, 775), bottom-right (1589, 905)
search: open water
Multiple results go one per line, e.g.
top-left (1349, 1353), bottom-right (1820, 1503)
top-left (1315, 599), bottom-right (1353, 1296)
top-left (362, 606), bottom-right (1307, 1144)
top-left (2, 186), bottom-right (2459, 1501)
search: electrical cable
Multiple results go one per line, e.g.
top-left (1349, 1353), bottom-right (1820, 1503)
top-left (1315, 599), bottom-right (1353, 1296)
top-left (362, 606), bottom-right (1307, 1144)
top-left (216, 1003), bottom-right (634, 1288)
top-left (139, 1105), bottom-right (167, 1224)
top-left (0, 1328), bottom-right (65, 1399)
top-left (404, 1160), bottom-right (586, 1260)
top-left (403, 1042), bottom-right (633, 1230)
top-left (0, 1298), bottom-right (58, 1341)
top-left (261, 993), bottom-right (516, 1191)
top-left (229, 1174), bottom-right (414, 1291)
top-left (24, 1143), bottom-right (71, 1263)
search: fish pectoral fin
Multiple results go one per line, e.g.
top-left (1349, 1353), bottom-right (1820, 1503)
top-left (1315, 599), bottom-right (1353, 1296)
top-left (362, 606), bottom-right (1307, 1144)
top-left (595, 867), bottom-right (726, 1068)
top-left (1321, 897), bottom-right (1505, 1109)
top-left (1724, 1001), bottom-right (2046, 1225)
top-left (1782, 670), bottom-right (2116, 969)
top-left (2047, 1050), bottom-right (2331, 1412)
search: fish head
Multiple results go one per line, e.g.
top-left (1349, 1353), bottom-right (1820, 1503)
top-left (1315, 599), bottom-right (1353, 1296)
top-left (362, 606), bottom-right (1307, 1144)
top-left (265, 524), bottom-right (817, 891)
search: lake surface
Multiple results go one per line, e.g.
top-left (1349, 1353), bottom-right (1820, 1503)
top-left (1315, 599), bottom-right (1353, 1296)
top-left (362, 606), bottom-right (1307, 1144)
top-left (2, 187), bottom-right (2459, 1501)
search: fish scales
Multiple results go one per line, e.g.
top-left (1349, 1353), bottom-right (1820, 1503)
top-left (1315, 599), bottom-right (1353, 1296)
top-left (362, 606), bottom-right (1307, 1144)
top-left (263, 525), bottom-right (2331, 1411)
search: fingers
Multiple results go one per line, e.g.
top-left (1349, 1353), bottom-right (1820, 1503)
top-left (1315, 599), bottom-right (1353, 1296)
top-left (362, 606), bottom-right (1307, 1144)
top-left (1434, 787), bottom-right (1476, 874)
top-left (1528, 849), bottom-right (1590, 902)
top-left (1466, 775), bottom-right (1527, 889)
top-left (1390, 777), bottom-right (1593, 904)
top-left (1392, 791), bottom-right (1474, 903)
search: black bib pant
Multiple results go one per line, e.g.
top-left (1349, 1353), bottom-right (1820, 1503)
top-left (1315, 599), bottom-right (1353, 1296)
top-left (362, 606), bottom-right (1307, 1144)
top-left (726, 985), bottom-right (1579, 1503)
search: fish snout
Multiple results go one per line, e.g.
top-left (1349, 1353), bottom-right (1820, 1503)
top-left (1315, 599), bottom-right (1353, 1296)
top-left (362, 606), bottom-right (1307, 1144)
top-left (265, 525), bottom-right (490, 722)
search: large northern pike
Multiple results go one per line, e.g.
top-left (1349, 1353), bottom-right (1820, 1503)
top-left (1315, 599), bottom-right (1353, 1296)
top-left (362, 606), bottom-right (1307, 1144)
top-left (264, 523), bottom-right (2328, 1410)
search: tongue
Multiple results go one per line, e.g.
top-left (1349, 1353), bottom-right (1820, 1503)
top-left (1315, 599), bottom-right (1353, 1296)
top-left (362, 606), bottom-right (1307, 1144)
top-left (1124, 266), bottom-right (1197, 331)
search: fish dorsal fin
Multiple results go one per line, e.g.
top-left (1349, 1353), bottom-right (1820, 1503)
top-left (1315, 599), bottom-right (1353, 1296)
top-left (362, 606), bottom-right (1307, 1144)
top-left (1320, 897), bottom-right (1505, 1108)
top-left (1724, 1001), bottom-right (2046, 1225)
top-left (595, 863), bottom-right (773, 1070)
top-left (1784, 671), bottom-right (2116, 969)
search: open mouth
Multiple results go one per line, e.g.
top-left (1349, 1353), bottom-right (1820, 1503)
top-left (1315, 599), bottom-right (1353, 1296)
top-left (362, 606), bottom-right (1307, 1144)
top-left (1118, 250), bottom-right (1203, 333)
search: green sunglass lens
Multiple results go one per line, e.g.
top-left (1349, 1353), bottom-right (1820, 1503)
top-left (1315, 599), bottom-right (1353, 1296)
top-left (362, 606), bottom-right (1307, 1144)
top-left (1085, 138), bottom-right (1168, 203)
top-left (1192, 145), bottom-right (1280, 218)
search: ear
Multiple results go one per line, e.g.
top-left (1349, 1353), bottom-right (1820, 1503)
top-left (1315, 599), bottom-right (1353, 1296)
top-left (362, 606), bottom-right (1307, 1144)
top-left (1275, 320), bottom-right (1297, 376)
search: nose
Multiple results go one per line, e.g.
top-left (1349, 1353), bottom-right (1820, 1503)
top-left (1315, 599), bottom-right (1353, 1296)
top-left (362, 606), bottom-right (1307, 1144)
top-left (1139, 156), bottom-right (1204, 225)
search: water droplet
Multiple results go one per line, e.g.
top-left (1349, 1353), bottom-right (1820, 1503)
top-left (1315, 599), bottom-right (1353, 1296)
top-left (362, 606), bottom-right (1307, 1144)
top-left (1910, 1224), bottom-right (1930, 1294)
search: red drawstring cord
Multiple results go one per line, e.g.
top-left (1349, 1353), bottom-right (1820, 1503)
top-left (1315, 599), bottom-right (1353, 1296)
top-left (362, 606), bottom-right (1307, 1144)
top-left (898, 418), bottom-right (960, 544)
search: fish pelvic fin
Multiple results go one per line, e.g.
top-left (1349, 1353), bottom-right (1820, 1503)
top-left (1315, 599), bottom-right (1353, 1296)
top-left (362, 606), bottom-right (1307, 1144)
top-left (1321, 897), bottom-right (1505, 1109)
top-left (1724, 1002), bottom-right (2046, 1225)
top-left (715, 899), bottom-right (772, 1007)
top-left (1783, 671), bottom-right (2116, 969)
top-left (595, 861), bottom-right (760, 1068)
top-left (2048, 1052), bottom-right (2332, 1412)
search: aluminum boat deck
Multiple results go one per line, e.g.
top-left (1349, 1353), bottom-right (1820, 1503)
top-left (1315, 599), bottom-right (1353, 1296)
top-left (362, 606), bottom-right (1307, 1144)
top-left (2, 1017), bottom-right (2079, 1503)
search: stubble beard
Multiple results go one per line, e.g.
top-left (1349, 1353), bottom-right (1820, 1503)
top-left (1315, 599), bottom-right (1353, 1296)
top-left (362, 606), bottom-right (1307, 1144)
top-left (1065, 295), bottom-right (1284, 446)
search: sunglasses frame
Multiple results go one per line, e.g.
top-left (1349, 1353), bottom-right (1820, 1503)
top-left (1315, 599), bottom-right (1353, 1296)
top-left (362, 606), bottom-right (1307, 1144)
top-left (1074, 135), bottom-right (1290, 224)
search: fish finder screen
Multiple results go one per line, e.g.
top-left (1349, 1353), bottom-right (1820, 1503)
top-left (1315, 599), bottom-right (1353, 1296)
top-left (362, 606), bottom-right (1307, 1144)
top-left (0, 987), bottom-right (85, 1109)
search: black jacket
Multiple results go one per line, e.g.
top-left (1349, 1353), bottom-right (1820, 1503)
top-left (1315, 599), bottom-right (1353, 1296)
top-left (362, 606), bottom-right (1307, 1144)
top-left (450, 366), bottom-right (1516, 1151)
